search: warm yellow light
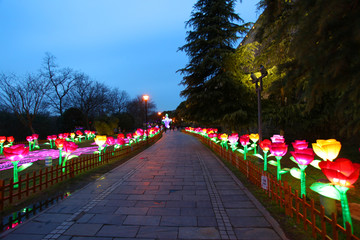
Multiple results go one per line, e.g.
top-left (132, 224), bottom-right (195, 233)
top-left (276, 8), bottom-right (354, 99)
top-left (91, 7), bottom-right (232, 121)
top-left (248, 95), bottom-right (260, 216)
top-left (158, 112), bottom-right (161, 115)
top-left (143, 95), bottom-right (149, 101)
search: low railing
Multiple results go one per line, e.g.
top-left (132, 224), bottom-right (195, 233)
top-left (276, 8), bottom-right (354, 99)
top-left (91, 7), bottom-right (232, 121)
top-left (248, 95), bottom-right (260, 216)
top-left (187, 131), bottom-right (359, 240)
top-left (0, 133), bottom-right (161, 212)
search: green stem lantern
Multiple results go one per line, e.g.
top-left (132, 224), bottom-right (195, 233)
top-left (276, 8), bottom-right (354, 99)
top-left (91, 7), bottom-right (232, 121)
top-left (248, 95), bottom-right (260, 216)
top-left (263, 151), bottom-right (268, 171)
top-left (275, 156), bottom-right (282, 181)
top-left (12, 161), bottom-right (19, 188)
top-left (336, 186), bottom-right (352, 231)
top-left (299, 164), bottom-right (307, 197)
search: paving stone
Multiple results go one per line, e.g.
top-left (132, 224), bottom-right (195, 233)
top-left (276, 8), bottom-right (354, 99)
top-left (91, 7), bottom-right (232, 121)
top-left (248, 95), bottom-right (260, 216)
top-left (0, 233), bottom-right (45, 240)
top-left (226, 208), bottom-right (262, 217)
top-left (12, 221), bottom-right (59, 235)
top-left (72, 237), bottom-right (113, 240)
top-left (96, 225), bottom-right (139, 238)
top-left (178, 227), bottom-right (220, 239)
top-left (181, 208), bottom-right (215, 217)
top-left (88, 214), bottom-right (126, 225)
top-left (147, 207), bottom-right (180, 216)
top-left (197, 216), bottom-right (218, 227)
top-left (137, 226), bottom-right (178, 239)
top-left (76, 213), bottom-right (95, 223)
top-left (222, 200), bottom-right (255, 209)
top-left (87, 206), bottom-right (118, 214)
top-left (127, 194), bottom-right (156, 201)
top-left (64, 223), bottom-right (103, 236)
top-left (229, 216), bottom-right (271, 228)
top-left (135, 200), bottom-right (165, 208)
top-left (160, 216), bottom-right (197, 227)
top-left (123, 215), bottom-right (160, 226)
top-left (32, 213), bottom-right (71, 223)
top-left (234, 228), bottom-right (281, 240)
top-left (115, 207), bottom-right (149, 215)
top-left (166, 200), bottom-right (196, 208)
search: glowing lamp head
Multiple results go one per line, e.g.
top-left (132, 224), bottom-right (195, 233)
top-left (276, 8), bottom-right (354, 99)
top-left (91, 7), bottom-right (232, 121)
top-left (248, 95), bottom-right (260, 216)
top-left (3, 144), bottom-right (29, 161)
top-left (55, 139), bottom-right (65, 149)
top-left (319, 158), bottom-right (360, 188)
top-left (26, 136), bottom-right (34, 142)
top-left (62, 141), bottom-right (78, 154)
top-left (290, 148), bottom-right (315, 166)
top-left (259, 139), bottom-right (272, 152)
top-left (239, 134), bottom-right (250, 146)
top-left (0, 136), bottom-right (6, 143)
top-left (7, 136), bottom-right (14, 143)
top-left (95, 135), bottom-right (107, 146)
top-left (271, 134), bottom-right (285, 143)
top-left (143, 95), bottom-right (149, 101)
top-left (312, 139), bottom-right (341, 161)
top-left (270, 142), bottom-right (288, 157)
top-left (32, 134), bottom-right (39, 140)
top-left (292, 140), bottom-right (308, 150)
top-left (249, 133), bottom-right (259, 143)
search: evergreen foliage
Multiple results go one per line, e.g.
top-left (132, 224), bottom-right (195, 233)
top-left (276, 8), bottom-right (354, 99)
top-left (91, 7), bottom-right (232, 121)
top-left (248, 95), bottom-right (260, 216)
top-left (178, 0), bottom-right (252, 128)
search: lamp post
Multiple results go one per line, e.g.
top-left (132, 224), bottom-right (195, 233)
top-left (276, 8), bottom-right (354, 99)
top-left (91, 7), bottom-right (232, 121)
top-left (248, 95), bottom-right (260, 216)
top-left (143, 95), bottom-right (149, 137)
top-left (251, 65), bottom-right (268, 145)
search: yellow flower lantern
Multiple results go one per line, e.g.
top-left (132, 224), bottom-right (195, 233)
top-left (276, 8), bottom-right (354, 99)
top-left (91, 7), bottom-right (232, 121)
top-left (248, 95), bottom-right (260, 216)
top-left (249, 133), bottom-right (259, 143)
top-left (312, 139), bottom-right (341, 161)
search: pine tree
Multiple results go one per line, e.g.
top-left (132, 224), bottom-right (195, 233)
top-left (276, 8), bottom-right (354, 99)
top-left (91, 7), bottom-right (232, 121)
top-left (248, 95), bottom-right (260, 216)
top-left (178, 0), bottom-right (251, 125)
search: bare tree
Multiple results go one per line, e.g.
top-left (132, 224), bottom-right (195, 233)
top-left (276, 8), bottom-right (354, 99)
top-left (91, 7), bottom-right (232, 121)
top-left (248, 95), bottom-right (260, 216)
top-left (68, 76), bottom-right (111, 129)
top-left (0, 73), bottom-right (49, 134)
top-left (106, 88), bottom-right (130, 114)
top-left (41, 53), bottom-right (81, 116)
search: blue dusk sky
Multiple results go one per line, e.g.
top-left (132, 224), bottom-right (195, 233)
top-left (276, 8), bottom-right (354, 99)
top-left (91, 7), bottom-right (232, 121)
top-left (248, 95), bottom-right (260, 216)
top-left (0, 0), bottom-right (261, 112)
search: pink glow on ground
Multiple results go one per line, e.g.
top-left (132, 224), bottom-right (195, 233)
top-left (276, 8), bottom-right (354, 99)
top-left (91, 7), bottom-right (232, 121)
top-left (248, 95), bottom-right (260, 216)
top-left (0, 146), bottom-right (98, 171)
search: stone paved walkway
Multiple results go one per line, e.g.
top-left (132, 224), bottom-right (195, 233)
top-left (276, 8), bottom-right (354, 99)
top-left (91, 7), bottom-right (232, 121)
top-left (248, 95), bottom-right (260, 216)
top-left (0, 131), bottom-right (288, 240)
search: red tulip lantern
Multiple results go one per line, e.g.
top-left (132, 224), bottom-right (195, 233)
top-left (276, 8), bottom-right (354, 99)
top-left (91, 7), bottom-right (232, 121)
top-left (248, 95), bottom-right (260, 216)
top-left (317, 159), bottom-right (360, 232)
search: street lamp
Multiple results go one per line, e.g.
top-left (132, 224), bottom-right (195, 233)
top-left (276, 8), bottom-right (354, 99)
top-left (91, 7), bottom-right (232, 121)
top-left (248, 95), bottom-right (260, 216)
top-left (142, 95), bottom-right (149, 136)
top-left (251, 65), bottom-right (268, 145)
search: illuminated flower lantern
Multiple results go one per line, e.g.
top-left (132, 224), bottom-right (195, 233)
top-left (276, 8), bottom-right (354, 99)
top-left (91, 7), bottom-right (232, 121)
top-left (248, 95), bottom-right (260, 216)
top-left (270, 142), bottom-right (288, 180)
top-left (70, 132), bottom-right (76, 142)
top-left (47, 135), bottom-right (53, 148)
top-left (63, 133), bottom-right (69, 140)
top-left (7, 136), bottom-right (14, 147)
top-left (105, 136), bottom-right (115, 153)
top-left (271, 134), bottom-right (285, 143)
top-left (47, 135), bottom-right (57, 148)
top-left (256, 139), bottom-right (272, 171)
top-left (0, 136), bottom-right (6, 154)
top-left (94, 135), bottom-right (107, 161)
top-left (84, 130), bottom-right (91, 140)
top-left (3, 144), bottom-right (30, 188)
top-left (126, 133), bottom-right (133, 145)
top-left (219, 133), bottom-right (228, 150)
top-left (312, 139), bottom-right (341, 161)
top-left (76, 130), bottom-right (84, 142)
top-left (208, 133), bottom-right (218, 143)
top-left (310, 159), bottom-right (360, 232)
top-left (114, 138), bottom-right (125, 150)
top-left (228, 133), bottom-right (239, 152)
top-left (238, 134), bottom-right (250, 160)
top-left (292, 140), bottom-right (308, 150)
top-left (61, 141), bottom-right (78, 172)
top-left (26, 136), bottom-right (34, 151)
top-left (249, 133), bottom-right (259, 154)
top-left (290, 147), bottom-right (315, 198)
top-left (32, 134), bottom-right (40, 149)
top-left (55, 138), bottom-right (65, 165)
top-left (135, 128), bottom-right (144, 142)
